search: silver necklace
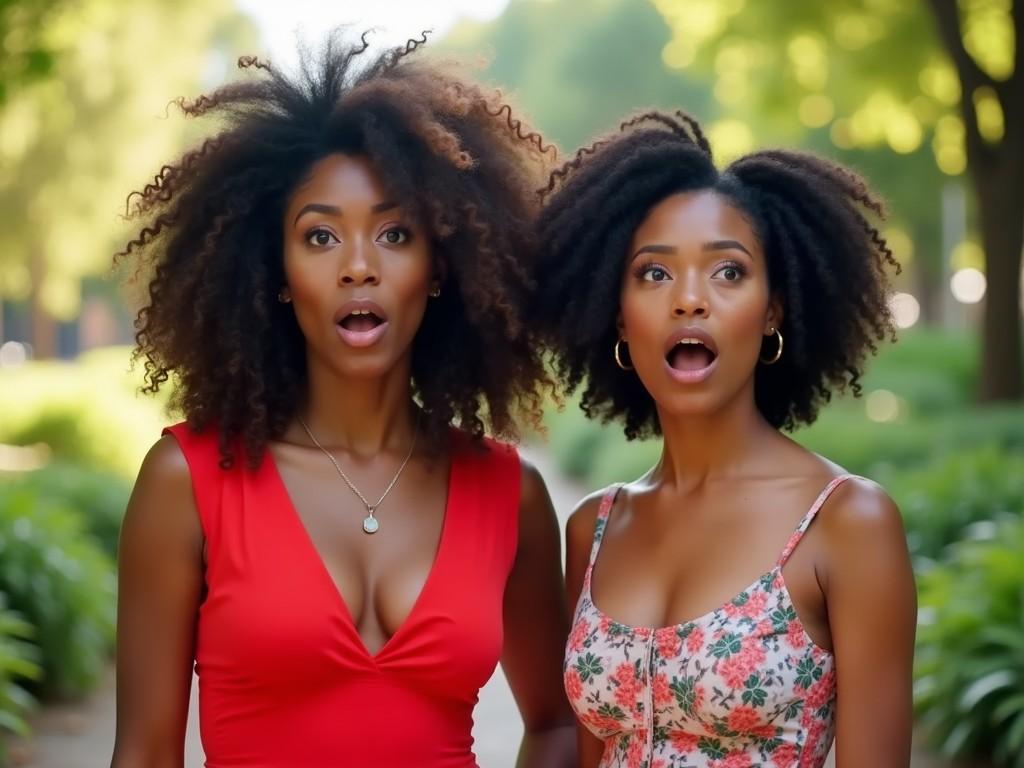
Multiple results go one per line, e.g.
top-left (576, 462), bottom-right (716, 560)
top-left (297, 413), bottom-right (420, 534)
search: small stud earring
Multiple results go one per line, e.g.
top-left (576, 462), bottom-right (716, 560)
top-left (277, 289), bottom-right (291, 304)
top-left (429, 286), bottom-right (441, 298)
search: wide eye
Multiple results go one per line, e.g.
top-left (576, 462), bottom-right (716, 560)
top-left (379, 227), bottom-right (410, 245)
top-left (640, 265), bottom-right (671, 282)
top-left (307, 228), bottom-right (338, 247)
top-left (712, 263), bottom-right (745, 282)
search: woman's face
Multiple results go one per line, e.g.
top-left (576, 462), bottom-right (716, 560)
top-left (282, 153), bottom-right (437, 380)
top-left (619, 189), bottom-right (781, 420)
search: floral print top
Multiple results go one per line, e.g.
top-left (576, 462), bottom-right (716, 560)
top-left (564, 476), bottom-right (854, 768)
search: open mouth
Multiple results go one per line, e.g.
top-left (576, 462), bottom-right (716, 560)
top-left (664, 329), bottom-right (719, 383)
top-left (666, 339), bottom-right (717, 372)
top-left (339, 308), bottom-right (385, 333)
top-left (334, 301), bottom-right (389, 348)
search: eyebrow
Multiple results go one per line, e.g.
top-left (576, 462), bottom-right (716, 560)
top-left (293, 200), bottom-right (399, 225)
top-left (630, 239), bottom-right (753, 261)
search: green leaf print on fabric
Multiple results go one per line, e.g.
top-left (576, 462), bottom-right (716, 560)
top-left (576, 652), bottom-right (604, 682)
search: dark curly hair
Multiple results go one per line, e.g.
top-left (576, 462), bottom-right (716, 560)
top-left (117, 32), bottom-right (555, 466)
top-left (534, 110), bottom-right (898, 440)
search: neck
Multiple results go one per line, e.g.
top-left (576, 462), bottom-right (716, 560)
top-left (653, 381), bottom-right (777, 492)
top-left (300, 353), bottom-right (417, 457)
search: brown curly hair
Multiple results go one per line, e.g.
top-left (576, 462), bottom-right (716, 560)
top-left (534, 110), bottom-right (898, 439)
top-left (117, 32), bottom-right (555, 466)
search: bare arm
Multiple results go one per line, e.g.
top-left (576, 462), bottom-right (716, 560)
top-left (564, 494), bottom-right (606, 768)
top-left (110, 435), bottom-right (204, 768)
top-left (501, 459), bottom-right (577, 768)
top-left (823, 478), bottom-right (916, 767)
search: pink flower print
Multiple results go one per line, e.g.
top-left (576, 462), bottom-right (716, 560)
top-left (599, 614), bottom-right (613, 634)
top-left (738, 635), bottom-right (767, 668)
top-left (717, 752), bottom-right (754, 768)
top-left (612, 662), bottom-right (641, 710)
top-left (804, 719), bottom-right (826, 757)
top-left (771, 743), bottom-right (799, 768)
top-left (727, 705), bottom-right (764, 734)
top-left (564, 667), bottom-right (583, 702)
top-left (805, 669), bottom-right (835, 711)
top-left (669, 729), bottom-right (700, 753)
top-left (652, 672), bottom-right (673, 707)
top-left (627, 734), bottom-right (645, 768)
top-left (755, 619), bottom-right (774, 637)
top-left (568, 618), bottom-right (590, 652)
top-left (719, 654), bottom-right (751, 688)
top-left (686, 625), bottom-right (706, 654)
top-left (582, 710), bottom-right (622, 734)
top-left (739, 590), bottom-right (769, 618)
top-left (785, 620), bottom-right (807, 649)
top-left (773, 571), bottom-right (786, 590)
top-left (657, 629), bottom-right (681, 659)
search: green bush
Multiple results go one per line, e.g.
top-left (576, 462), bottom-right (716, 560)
top-left (878, 447), bottom-right (1024, 563)
top-left (0, 592), bottom-right (40, 762)
top-left (0, 346), bottom-right (168, 480)
top-left (0, 484), bottom-right (115, 698)
top-left (2, 464), bottom-right (131, 558)
top-left (914, 518), bottom-right (1024, 766)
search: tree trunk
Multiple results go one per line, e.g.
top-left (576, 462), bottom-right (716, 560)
top-left (28, 244), bottom-right (56, 359)
top-left (974, 166), bottom-right (1024, 400)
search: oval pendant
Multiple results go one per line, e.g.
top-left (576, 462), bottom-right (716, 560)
top-left (362, 515), bottom-right (379, 534)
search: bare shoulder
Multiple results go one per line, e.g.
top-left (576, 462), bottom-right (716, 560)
top-left (121, 434), bottom-right (201, 545)
top-left (819, 476), bottom-right (905, 540)
top-left (566, 488), bottom-right (610, 550)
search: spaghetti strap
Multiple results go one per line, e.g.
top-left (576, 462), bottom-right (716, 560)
top-left (776, 474), bottom-right (856, 568)
top-left (587, 483), bottom-right (624, 567)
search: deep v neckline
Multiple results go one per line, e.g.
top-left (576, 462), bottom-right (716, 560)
top-left (264, 433), bottom-right (459, 662)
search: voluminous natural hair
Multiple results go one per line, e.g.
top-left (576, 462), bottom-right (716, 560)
top-left (534, 110), bottom-right (898, 439)
top-left (117, 32), bottom-right (554, 466)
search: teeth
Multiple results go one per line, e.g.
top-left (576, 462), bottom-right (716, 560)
top-left (675, 338), bottom-right (704, 346)
top-left (351, 309), bottom-right (372, 316)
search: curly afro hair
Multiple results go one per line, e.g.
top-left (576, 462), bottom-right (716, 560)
top-left (534, 110), bottom-right (898, 440)
top-left (117, 32), bottom-right (555, 466)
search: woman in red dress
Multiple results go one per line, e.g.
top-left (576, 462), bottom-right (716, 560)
top-left (111, 34), bottom-right (574, 768)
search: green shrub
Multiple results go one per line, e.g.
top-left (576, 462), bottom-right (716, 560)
top-left (0, 346), bottom-right (168, 480)
top-left (914, 519), bottom-right (1024, 766)
top-left (0, 592), bottom-right (40, 761)
top-left (2, 464), bottom-right (131, 558)
top-left (0, 484), bottom-right (115, 698)
top-left (878, 447), bottom-right (1024, 563)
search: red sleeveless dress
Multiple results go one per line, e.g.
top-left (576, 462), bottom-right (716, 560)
top-left (164, 423), bottom-right (521, 768)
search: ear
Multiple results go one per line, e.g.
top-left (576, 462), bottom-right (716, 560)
top-left (616, 311), bottom-right (626, 340)
top-left (765, 295), bottom-right (784, 334)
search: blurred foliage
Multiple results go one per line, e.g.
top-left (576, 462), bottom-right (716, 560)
top-left (2, 464), bottom-right (130, 558)
top-left (878, 447), bottom-right (1024, 564)
top-left (0, 0), bottom-right (68, 104)
top-left (0, 481), bottom-right (114, 698)
top-left (0, 592), bottom-right (40, 760)
top-left (0, 0), bottom-right (258, 344)
top-left (440, 0), bottom-right (717, 151)
top-left (0, 346), bottom-right (169, 479)
top-left (915, 518), bottom-right (1024, 766)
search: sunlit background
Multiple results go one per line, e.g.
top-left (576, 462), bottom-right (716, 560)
top-left (1, 1), bottom-right (1022, 766)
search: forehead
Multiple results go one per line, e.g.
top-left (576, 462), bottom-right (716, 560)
top-left (287, 153), bottom-right (387, 206)
top-left (632, 190), bottom-right (758, 250)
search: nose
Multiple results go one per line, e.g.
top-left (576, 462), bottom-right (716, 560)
top-left (337, 237), bottom-right (380, 287)
top-left (671, 269), bottom-right (709, 317)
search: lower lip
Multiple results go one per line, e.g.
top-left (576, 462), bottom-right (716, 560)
top-left (335, 320), bottom-right (389, 348)
top-left (664, 357), bottom-right (717, 384)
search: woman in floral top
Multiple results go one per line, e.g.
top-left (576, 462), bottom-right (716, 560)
top-left (532, 111), bottom-right (916, 767)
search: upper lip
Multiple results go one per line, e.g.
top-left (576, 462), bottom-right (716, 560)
top-left (333, 298), bottom-right (388, 325)
top-left (663, 325), bottom-right (718, 358)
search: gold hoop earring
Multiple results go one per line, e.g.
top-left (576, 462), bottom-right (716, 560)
top-left (614, 339), bottom-right (633, 371)
top-left (760, 327), bottom-right (783, 365)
